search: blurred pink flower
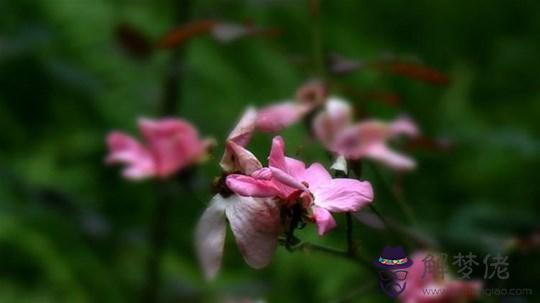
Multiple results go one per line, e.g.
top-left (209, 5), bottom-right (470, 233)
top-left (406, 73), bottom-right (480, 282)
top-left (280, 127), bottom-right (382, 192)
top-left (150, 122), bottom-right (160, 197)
top-left (227, 136), bottom-right (373, 235)
top-left (314, 101), bottom-right (420, 170)
top-left (106, 118), bottom-right (212, 180)
top-left (255, 102), bottom-right (312, 133)
top-left (195, 194), bottom-right (280, 279)
top-left (313, 97), bottom-right (353, 149)
top-left (332, 117), bottom-right (419, 171)
top-left (401, 252), bottom-right (482, 303)
top-left (255, 81), bottom-right (327, 133)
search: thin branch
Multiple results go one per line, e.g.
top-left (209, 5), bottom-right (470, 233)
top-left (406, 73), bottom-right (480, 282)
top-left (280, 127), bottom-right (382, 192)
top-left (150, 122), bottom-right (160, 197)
top-left (371, 164), bottom-right (418, 226)
top-left (299, 242), bottom-right (376, 273)
top-left (142, 1), bottom-right (192, 302)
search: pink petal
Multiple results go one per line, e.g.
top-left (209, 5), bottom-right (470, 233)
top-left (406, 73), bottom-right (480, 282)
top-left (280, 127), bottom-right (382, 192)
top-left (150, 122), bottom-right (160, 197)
top-left (268, 136), bottom-right (287, 170)
top-left (251, 167), bottom-right (272, 180)
top-left (284, 157), bottom-right (307, 179)
top-left (219, 141), bottom-right (262, 174)
top-left (139, 118), bottom-right (207, 177)
top-left (312, 178), bottom-right (373, 212)
top-left (269, 167), bottom-right (307, 192)
top-left (195, 194), bottom-right (228, 280)
top-left (225, 196), bottom-right (281, 269)
top-left (331, 121), bottom-right (389, 159)
top-left (105, 131), bottom-right (155, 179)
top-left (364, 143), bottom-right (416, 171)
top-left (227, 107), bottom-right (257, 146)
top-left (313, 97), bottom-right (352, 149)
top-left (300, 163), bottom-right (332, 189)
top-left (390, 116), bottom-right (420, 138)
top-left (255, 102), bottom-right (309, 132)
top-left (313, 206), bottom-right (337, 235)
top-left (226, 174), bottom-right (278, 198)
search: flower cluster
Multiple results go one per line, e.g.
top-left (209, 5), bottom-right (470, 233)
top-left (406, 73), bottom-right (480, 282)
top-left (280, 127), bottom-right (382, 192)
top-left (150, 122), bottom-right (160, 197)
top-left (196, 104), bottom-right (374, 279)
top-left (104, 83), bottom-right (422, 281)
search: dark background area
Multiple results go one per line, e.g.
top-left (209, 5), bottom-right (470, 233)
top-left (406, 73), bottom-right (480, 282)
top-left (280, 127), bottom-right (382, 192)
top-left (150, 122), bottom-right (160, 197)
top-left (1, 0), bottom-right (539, 302)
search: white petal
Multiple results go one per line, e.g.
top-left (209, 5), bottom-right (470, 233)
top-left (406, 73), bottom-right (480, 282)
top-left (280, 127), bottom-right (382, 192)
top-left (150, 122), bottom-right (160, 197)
top-left (195, 194), bottom-right (227, 280)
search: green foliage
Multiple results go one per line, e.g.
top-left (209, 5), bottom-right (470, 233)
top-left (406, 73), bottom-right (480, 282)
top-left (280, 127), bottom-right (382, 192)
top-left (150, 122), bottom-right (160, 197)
top-left (1, 0), bottom-right (539, 302)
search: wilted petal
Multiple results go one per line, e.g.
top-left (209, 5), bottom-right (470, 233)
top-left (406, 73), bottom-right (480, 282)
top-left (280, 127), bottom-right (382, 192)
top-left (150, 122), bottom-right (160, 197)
top-left (225, 196), bottom-right (281, 269)
top-left (105, 131), bottom-right (155, 179)
top-left (364, 143), bottom-right (416, 171)
top-left (139, 118), bottom-right (207, 177)
top-left (195, 195), bottom-right (227, 280)
top-left (220, 141), bottom-right (262, 174)
top-left (226, 174), bottom-right (278, 197)
top-left (313, 206), bottom-right (337, 235)
top-left (312, 178), bottom-right (373, 212)
top-left (255, 102), bottom-right (309, 132)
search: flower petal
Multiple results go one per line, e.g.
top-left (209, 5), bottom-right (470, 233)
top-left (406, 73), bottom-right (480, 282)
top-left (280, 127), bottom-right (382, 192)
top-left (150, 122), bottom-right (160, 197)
top-left (255, 102), bottom-right (309, 132)
top-left (105, 131), bottom-right (155, 179)
top-left (227, 107), bottom-right (257, 146)
top-left (313, 97), bottom-right (352, 149)
top-left (364, 143), bottom-right (416, 171)
top-left (226, 174), bottom-right (278, 197)
top-left (313, 178), bottom-right (373, 212)
top-left (225, 196), bottom-right (281, 269)
top-left (195, 194), bottom-right (228, 280)
top-left (313, 206), bottom-right (337, 235)
top-left (301, 163), bottom-right (332, 189)
top-left (270, 167), bottom-right (307, 191)
top-left (389, 116), bottom-right (419, 138)
top-left (268, 136), bottom-right (287, 170)
top-left (139, 118), bottom-right (207, 177)
top-left (219, 141), bottom-right (262, 174)
top-left (331, 121), bottom-right (389, 159)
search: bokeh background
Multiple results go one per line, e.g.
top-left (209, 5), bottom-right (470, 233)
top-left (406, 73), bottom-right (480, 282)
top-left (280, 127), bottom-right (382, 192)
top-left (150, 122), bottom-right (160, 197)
top-left (1, 0), bottom-right (539, 302)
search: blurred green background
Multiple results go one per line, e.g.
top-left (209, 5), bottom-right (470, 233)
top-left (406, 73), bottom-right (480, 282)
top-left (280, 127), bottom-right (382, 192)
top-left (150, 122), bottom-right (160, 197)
top-left (1, 0), bottom-right (539, 302)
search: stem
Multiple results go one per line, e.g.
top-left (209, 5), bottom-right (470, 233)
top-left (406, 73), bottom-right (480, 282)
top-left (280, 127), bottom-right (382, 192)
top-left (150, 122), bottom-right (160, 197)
top-left (142, 182), bottom-right (174, 303)
top-left (308, 0), bottom-right (325, 78)
top-left (142, 1), bottom-right (192, 302)
top-left (346, 213), bottom-right (354, 256)
top-left (333, 165), bottom-right (355, 256)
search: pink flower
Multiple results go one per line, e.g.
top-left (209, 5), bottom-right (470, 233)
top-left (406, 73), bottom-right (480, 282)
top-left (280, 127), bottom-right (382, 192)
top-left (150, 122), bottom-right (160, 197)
top-left (106, 118), bottom-right (212, 180)
top-left (313, 101), bottom-right (420, 171)
top-left (255, 82), bottom-right (327, 133)
top-left (195, 194), bottom-right (280, 279)
top-left (332, 117), bottom-right (419, 171)
top-left (401, 252), bottom-right (482, 303)
top-left (226, 136), bottom-right (374, 235)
